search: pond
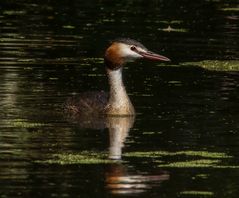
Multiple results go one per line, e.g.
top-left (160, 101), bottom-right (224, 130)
top-left (0, 0), bottom-right (239, 197)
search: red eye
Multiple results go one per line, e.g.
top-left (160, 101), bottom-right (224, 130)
top-left (130, 46), bottom-right (136, 51)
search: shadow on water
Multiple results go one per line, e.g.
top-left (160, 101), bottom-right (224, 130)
top-left (0, 0), bottom-right (239, 197)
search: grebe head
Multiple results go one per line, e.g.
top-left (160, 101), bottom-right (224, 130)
top-left (104, 38), bottom-right (170, 70)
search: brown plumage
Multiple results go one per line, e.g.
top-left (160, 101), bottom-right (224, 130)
top-left (65, 91), bottom-right (108, 115)
top-left (64, 38), bottom-right (170, 117)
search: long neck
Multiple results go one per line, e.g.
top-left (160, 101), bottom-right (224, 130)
top-left (108, 68), bottom-right (127, 103)
top-left (105, 68), bottom-right (135, 115)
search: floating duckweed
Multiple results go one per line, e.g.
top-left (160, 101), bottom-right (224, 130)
top-left (62, 25), bottom-right (75, 29)
top-left (142, 131), bottom-right (159, 135)
top-left (157, 161), bottom-right (239, 169)
top-left (220, 8), bottom-right (239, 11)
top-left (49, 77), bottom-right (58, 80)
top-left (179, 190), bottom-right (214, 196)
top-left (101, 19), bottom-right (115, 22)
top-left (83, 58), bottom-right (104, 64)
top-left (158, 26), bottom-right (188, 32)
top-left (124, 151), bottom-right (232, 159)
top-left (23, 67), bottom-right (33, 70)
top-left (159, 20), bottom-right (183, 24)
top-left (158, 159), bottom-right (220, 168)
top-left (195, 174), bottom-right (209, 179)
top-left (3, 10), bottom-right (26, 15)
top-left (168, 81), bottom-right (182, 84)
top-left (124, 151), bottom-right (169, 158)
top-left (136, 93), bottom-right (153, 97)
top-left (181, 60), bottom-right (239, 71)
top-left (170, 20), bottom-right (183, 24)
top-left (9, 119), bottom-right (47, 128)
top-left (86, 74), bottom-right (105, 77)
top-left (18, 58), bottom-right (35, 62)
top-left (36, 151), bottom-right (113, 165)
top-left (175, 151), bottom-right (232, 159)
top-left (124, 151), bottom-right (238, 168)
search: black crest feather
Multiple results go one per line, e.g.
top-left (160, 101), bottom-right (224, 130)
top-left (111, 38), bottom-right (147, 50)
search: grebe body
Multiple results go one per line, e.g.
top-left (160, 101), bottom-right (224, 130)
top-left (65, 38), bottom-right (170, 116)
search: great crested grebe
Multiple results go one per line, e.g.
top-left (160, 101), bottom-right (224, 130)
top-left (65, 38), bottom-right (170, 116)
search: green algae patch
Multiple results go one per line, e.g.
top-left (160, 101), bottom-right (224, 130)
top-left (157, 161), bottom-right (239, 169)
top-left (158, 159), bottom-right (220, 168)
top-left (62, 25), bottom-right (75, 29)
top-left (83, 58), bottom-right (104, 64)
top-left (194, 174), bottom-right (209, 179)
top-left (181, 60), bottom-right (239, 71)
top-left (158, 26), bottom-right (188, 33)
top-left (8, 119), bottom-right (48, 128)
top-left (142, 131), bottom-right (160, 135)
top-left (124, 150), bottom-right (232, 159)
top-left (159, 20), bottom-right (183, 24)
top-left (124, 151), bottom-right (169, 158)
top-left (124, 151), bottom-right (238, 169)
top-left (179, 190), bottom-right (214, 196)
top-left (157, 20), bottom-right (187, 32)
top-left (37, 151), bottom-right (114, 165)
top-left (3, 10), bottom-right (26, 15)
top-left (173, 151), bottom-right (232, 159)
top-left (220, 7), bottom-right (239, 11)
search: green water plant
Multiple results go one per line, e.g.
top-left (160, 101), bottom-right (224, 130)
top-left (8, 119), bottom-right (47, 128)
top-left (158, 26), bottom-right (188, 32)
top-left (179, 190), bottom-right (214, 196)
top-left (124, 150), bottom-right (238, 169)
top-left (36, 150), bottom-right (237, 168)
top-left (181, 60), bottom-right (239, 71)
top-left (220, 7), bottom-right (239, 11)
top-left (124, 150), bottom-right (232, 159)
top-left (158, 159), bottom-right (220, 168)
top-left (36, 151), bottom-right (113, 165)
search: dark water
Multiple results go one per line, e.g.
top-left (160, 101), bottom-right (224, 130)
top-left (0, 0), bottom-right (239, 197)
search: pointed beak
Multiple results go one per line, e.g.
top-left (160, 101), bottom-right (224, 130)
top-left (132, 47), bottom-right (170, 62)
top-left (138, 50), bottom-right (171, 62)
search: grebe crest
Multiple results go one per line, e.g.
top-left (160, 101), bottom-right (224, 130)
top-left (65, 38), bottom-right (170, 116)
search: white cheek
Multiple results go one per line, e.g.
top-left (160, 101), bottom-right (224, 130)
top-left (119, 44), bottom-right (143, 59)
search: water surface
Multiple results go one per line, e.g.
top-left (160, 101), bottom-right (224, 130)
top-left (0, 0), bottom-right (239, 197)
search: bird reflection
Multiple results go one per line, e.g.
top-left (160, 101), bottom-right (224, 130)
top-left (66, 113), bottom-right (169, 195)
top-left (66, 113), bottom-right (134, 159)
top-left (106, 116), bottom-right (135, 160)
top-left (105, 163), bottom-right (170, 195)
